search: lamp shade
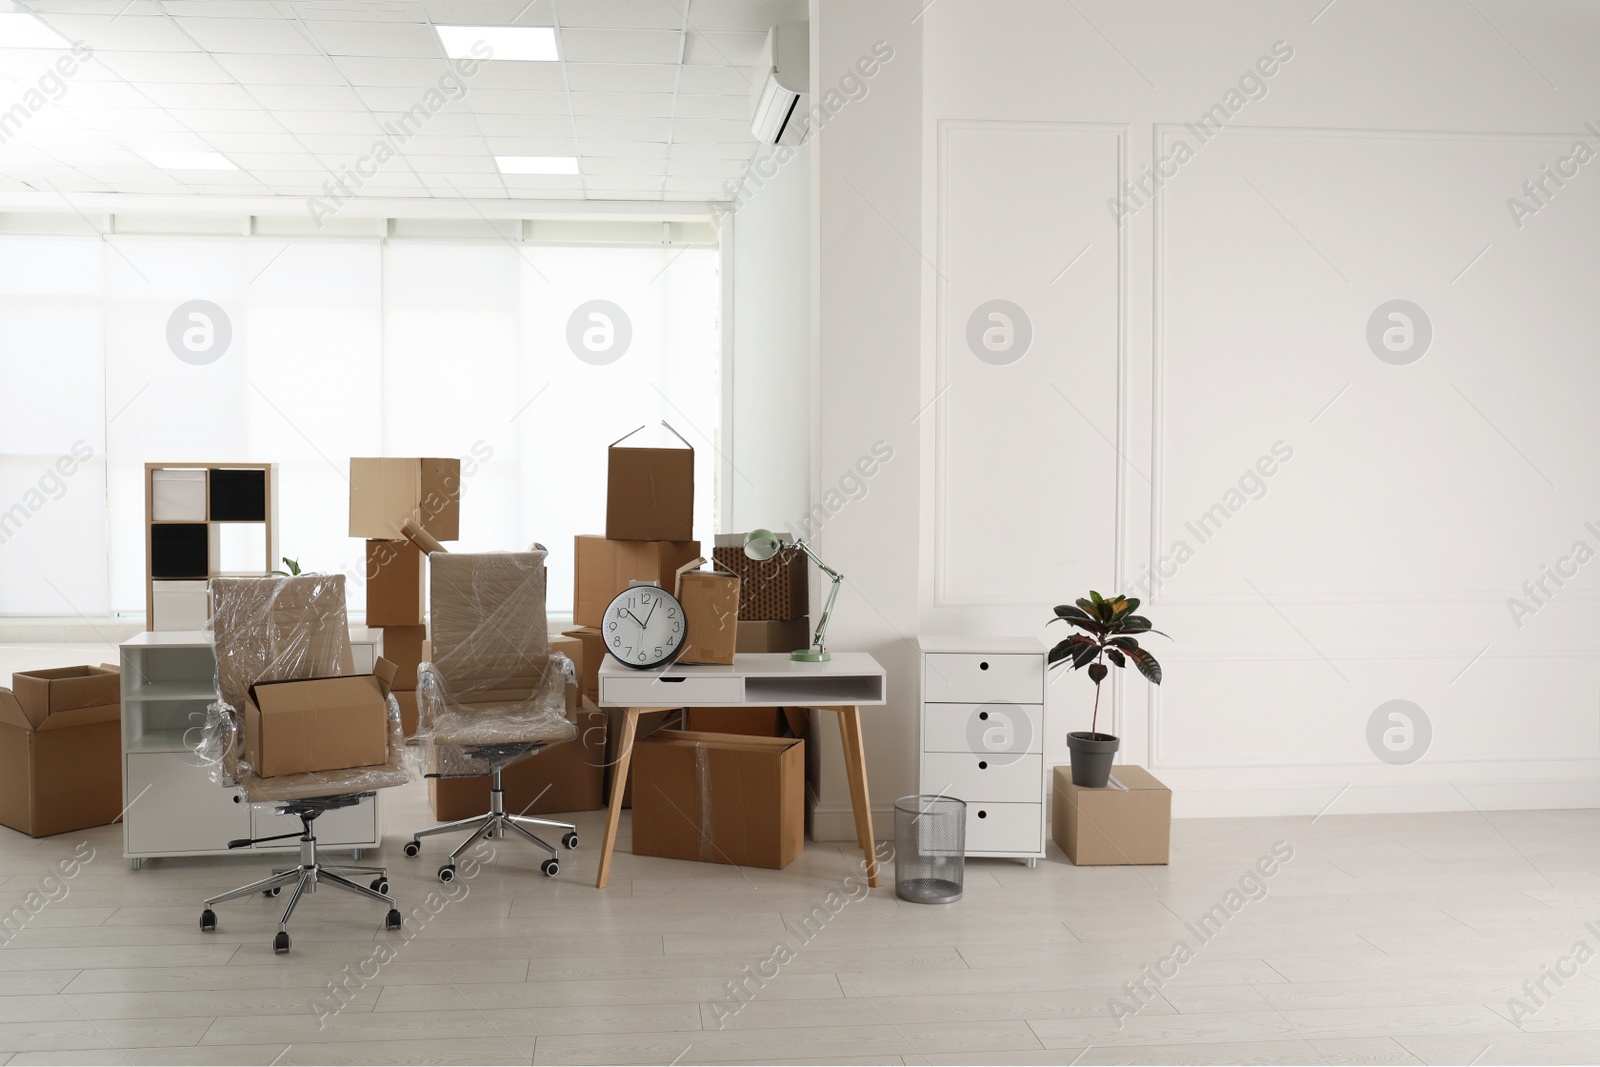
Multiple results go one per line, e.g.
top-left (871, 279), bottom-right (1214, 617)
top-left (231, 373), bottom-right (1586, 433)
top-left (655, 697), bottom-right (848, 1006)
top-left (743, 528), bottom-right (783, 561)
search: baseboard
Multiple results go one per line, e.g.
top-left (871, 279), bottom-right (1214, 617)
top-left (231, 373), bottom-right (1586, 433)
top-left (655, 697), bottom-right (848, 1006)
top-left (1172, 778), bottom-right (1600, 818)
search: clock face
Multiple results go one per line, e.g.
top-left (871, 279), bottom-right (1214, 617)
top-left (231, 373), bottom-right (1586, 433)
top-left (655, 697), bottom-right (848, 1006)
top-left (603, 586), bottom-right (687, 669)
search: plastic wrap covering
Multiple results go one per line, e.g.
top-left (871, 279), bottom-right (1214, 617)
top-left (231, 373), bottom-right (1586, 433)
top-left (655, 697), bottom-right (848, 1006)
top-left (195, 575), bottom-right (411, 802)
top-left (412, 549), bottom-right (577, 778)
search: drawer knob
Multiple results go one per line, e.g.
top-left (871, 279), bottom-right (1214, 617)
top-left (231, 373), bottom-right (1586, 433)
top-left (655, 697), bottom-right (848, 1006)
top-left (978, 760), bottom-right (988, 770)
top-left (978, 711), bottom-right (989, 721)
top-left (977, 810), bottom-right (987, 819)
top-left (979, 661), bottom-right (989, 670)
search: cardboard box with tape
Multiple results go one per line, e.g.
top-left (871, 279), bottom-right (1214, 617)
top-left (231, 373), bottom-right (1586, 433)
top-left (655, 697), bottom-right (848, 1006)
top-left (572, 535), bottom-right (700, 628)
top-left (365, 538), bottom-right (425, 626)
top-left (349, 457), bottom-right (461, 541)
top-left (1052, 764), bottom-right (1171, 866)
top-left (631, 729), bottom-right (804, 870)
top-left (0, 666), bottom-right (122, 838)
top-left (673, 557), bottom-right (739, 666)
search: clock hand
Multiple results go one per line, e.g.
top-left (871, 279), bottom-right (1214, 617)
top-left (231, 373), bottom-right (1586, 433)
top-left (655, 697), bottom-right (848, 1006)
top-left (625, 610), bottom-right (647, 629)
top-left (643, 597), bottom-right (659, 629)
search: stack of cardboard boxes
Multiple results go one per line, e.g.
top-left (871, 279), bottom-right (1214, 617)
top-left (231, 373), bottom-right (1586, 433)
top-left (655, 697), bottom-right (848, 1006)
top-left (349, 458), bottom-right (460, 736)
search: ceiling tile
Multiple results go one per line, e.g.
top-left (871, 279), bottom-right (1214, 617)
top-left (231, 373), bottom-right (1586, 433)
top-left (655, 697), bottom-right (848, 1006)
top-left (686, 0), bottom-right (805, 33)
top-left (211, 53), bottom-right (347, 85)
top-left (565, 62), bottom-right (678, 93)
top-left (684, 31), bottom-right (765, 67)
top-left (139, 83), bottom-right (263, 109)
top-left (556, 0), bottom-right (683, 31)
top-left (580, 156), bottom-right (668, 176)
top-left (422, 0), bottom-right (554, 26)
top-left (306, 21), bottom-right (441, 58)
top-left (170, 17), bottom-right (324, 56)
top-left (269, 111), bottom-right (386, 135)
top-left (287, 1), bottom-right (422, 21)
top-left (484, 136), bottom-right (579, 155)
top-left (248, 84), bottom-right (368, 111)
top-left (561, 28), bottom-right (682, 65)
top-left (575, 115), bottom-right (670, 142)
top-left (669, 140), bottom-right (756, 160)
top-left (570, 91), bottom-right (674, 117)
top-left (463, 62), bottom-right (567, 92)
top-left (670, 118), bottom-right (752, 144)
top-left (35, 14), bottom-right (201, 52)
top-left (166, 109), bottom-right (287, 134)
top-left (92, 50), bottom-right (232, 83)
top-left (333, 56), bottom-right (459, 86)
top-left (465, 88), bottom-right (569, 114)
top-left (675, 64), bottom-right (751, 94)
top-left (372, 110), bottom-right (485, 136)
top-left (578, 138), bottom-right (669, 159)
top-left (673, 94), bottom-right (747, 120)
top-left (666, 158), bottom-right (749, 177)
top-left (472, 114), bottom-right (575, 138)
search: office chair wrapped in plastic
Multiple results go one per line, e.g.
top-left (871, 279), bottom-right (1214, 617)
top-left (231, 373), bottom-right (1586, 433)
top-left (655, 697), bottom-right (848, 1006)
top-left (194, 575), bottom-right (411, 954)
top-left (405, 548), bottom-right (579, 881)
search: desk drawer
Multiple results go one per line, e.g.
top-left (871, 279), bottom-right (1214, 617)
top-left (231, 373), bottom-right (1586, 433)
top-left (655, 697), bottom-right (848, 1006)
top-left (923, 752), bottom-right (1043, 804)
top-left (601, 673), bottom-right (743, 707)
top-left (923, 653), bottom-right (1042, 704)
top-left (924, 702), bottom-right (1043, 755)
top-left (965, 801), bottom-right (1042, 854)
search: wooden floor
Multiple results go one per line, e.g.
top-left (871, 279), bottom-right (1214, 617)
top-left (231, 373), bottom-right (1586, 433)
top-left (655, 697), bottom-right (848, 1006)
top-left (2, 779), bottom-right (1600, 1066)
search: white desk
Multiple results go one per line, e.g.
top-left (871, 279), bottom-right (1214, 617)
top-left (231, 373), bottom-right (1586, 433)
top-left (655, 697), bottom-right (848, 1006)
top-left (595, 652), bottom-right (887, 889)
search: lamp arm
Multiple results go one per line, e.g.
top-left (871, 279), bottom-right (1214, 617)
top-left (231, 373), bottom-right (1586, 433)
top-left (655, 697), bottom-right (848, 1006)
top-left (792, 539), bottom-right (843, 653)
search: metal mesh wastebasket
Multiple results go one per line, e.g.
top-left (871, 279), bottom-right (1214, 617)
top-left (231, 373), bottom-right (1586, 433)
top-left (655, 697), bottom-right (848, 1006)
top-left (894, 794), bottom-right (966, 904)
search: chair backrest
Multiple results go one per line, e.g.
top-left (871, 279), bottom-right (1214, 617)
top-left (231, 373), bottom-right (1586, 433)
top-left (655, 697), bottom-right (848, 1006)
top-left (209, 575), bottom-right (355, 714)
top-left (428, 550), bottom-right (549, 698)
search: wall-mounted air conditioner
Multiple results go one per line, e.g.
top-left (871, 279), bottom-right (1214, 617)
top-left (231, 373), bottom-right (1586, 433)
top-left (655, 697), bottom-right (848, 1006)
top-left (750, 21), bottom-right (809, 146)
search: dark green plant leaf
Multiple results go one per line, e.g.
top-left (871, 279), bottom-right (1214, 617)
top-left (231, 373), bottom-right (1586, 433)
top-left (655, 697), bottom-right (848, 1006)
top-left (1089, 590), bottom-right (1104, 604)
top-left (1124, 646), bottom-right (1162, 684)
top-left (1054, 604), bottom-right (1096, 625)
top-left (1108, 635), bottom-right (1141, 650)
top-left (1047, 635), bottom-right (1093, 665)
top-left (1071, 643), bottom-right (1100, 669)
top-left (1113, 597), bottom-right (1139, 618)
top-left (1105, 648), bottom-right (1126, 668)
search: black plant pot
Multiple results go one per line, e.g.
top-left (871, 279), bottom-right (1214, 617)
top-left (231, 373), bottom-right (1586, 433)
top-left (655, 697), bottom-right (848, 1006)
top-left (1067, 731), bottom-right (1120, 788)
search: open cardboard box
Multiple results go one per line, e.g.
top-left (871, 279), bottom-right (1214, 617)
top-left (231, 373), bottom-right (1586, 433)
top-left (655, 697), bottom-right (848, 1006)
top-left (244, 659), bottom-right (397, 779)
top-left (0, 666), bottom-right (122, 838)
top-left (606, 422), bottom-right (694, 542)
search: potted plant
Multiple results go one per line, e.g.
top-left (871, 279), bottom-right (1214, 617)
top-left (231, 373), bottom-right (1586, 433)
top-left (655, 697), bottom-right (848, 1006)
top-left (1047, 591), bottom-right (1167, 788)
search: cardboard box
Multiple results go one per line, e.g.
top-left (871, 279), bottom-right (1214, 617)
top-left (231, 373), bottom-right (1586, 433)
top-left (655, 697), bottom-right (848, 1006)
top-left (429, 552), bottom-right (547, 688)
top-left (737, 617), bottom-right (810, 653)
top-left (573, 535), bottom-right (701, 628)
top-left (349, 457), bottom-right (461, 541)
top-left (606, 424), bottom-right (694, 542)
top-left (607, 708), bottom-right (683, 807)
top-left (380, 625), bottom-right (427, 691)
top-left (1052, 764), bottom-right (1171, 866)
top-left (549, 634), bottom-right (583, 687)
top-left (714, 534), bottom-right (808, 621)
top-left (366, 539), bottom-right (425, 627)
top-left (561, 628), bottom-right (605, 702)
top-left (631, 730), bottom-right (804, 870)
top-left (0, 666), bottom-right (122, 838)
top-left (429, 695), bottom-right (607, 818)
top-left (210, 575), bottom-right (356, 717)
top-left (244, 664), bottom-right (394, 779)
top-left (684, 707), bottom-right (781, 736)
top-left (674, 563), bottom-right (739, 666)
top-left (394, 691), bottom-right (419, 737)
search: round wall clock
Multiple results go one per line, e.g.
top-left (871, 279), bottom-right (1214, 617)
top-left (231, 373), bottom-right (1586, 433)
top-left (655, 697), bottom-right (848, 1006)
top-left (602, 582), bottom-right (686, 669)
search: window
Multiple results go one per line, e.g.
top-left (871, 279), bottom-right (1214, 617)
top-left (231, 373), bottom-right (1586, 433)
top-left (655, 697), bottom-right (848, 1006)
top-left (0, 231), bottom-right (721, 617)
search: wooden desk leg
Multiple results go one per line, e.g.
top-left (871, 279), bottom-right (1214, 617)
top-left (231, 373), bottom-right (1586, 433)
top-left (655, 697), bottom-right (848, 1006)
top-left (836, 705), bottom-right (879, 887)
top-left (595, 707), bottom-right (642, 890)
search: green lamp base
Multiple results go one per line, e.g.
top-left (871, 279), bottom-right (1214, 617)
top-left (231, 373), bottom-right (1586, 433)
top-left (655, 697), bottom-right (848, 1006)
top-left (791, 648), bottom-right (831, 662)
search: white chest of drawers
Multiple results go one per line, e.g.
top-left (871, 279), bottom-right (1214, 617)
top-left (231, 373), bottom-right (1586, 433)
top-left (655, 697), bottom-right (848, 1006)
top-left (917, 636), bottom-right (1047, 866)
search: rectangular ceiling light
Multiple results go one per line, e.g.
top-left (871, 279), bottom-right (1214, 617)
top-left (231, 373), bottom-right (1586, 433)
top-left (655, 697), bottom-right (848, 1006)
top-left (0, 11), bottom-right (73, 48)
top-left (496, 155), bottom-right (580, 175)
top-left (437, 25), bottom-right (558, 61)
top-left (139, 150), bottom-right (238, 171)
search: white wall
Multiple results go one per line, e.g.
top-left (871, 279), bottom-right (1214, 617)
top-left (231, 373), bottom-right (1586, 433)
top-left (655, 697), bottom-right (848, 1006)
top-left (812, 0), bottom-right (1600, 827)
top-left (727, 143), bottom-right (813, 534)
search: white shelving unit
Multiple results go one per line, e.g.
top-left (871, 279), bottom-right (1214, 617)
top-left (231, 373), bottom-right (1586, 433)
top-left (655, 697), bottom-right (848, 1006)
top-left (120, 629), bottom-right (382, 869)
top-left (917, 636), bottom-right (1048, 866)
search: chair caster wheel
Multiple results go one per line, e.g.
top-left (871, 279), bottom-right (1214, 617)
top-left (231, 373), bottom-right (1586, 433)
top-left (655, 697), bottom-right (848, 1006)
top-left (370, 877), bottom-right (389, 894)
top-left (403, 841), bottom-right (420, 858)
top-left (562, 832), bottom-right (579, 849)
top-left (385, 908), bottom-right (402, 930)
top-left (273, 931), bottom-right (291, 954)
top-left (263, 886), bottom-right (281, 898)
top-left (199, 909), bottom-right (216, 932)
top-left (541, 858), bottom-right (559, 877)
top-left (438, 864), bottom-right (456, 883)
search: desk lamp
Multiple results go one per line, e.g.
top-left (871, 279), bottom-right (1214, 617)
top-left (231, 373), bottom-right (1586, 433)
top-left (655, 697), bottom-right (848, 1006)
top-left (744, 529), bottom-right (842, 662)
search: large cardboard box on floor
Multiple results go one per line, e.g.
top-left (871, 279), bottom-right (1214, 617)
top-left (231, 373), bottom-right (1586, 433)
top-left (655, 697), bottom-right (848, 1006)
top-left (631, 729), bottom-right (804, 870)
top-left (713, 533), bottom-right (808, 621)
top-left (365, 538), bottom-right (425, 626)
top-left (606, 423), bottom-right (694, 542)
top-left (572, 535), bottom-right (701, 628)
top-left (1052, 764), bottom-right (1171, 866)
top-left (0, 666), bottom-right (122, 838)
top-left (429, 688), bottom-right (607, 818)
top-left (244, 662), bottom-right (395, 779)
top-left (349, 457), bottom-right (461, 541)
top-left (674, 561), bottom-right (739, 665)
top-left (737, 618), bottom-right (810, 653)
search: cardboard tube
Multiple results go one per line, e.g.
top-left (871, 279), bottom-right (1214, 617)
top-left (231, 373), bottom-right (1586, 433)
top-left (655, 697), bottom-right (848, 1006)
top-left (400, 518), bottom-right (447, 556)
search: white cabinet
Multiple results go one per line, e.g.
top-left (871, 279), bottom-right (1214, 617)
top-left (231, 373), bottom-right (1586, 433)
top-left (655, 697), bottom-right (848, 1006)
top-left (121, 630), bottom-right (382, 867)
top-left (918, 636), bottom-right (1047, 864)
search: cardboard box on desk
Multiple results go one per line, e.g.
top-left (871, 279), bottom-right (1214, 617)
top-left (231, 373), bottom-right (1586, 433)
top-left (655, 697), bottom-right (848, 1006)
top-left (0, 666), bottom-right (122, 838)
top-left (674, 560), bottom-right (739, 666)
top-left (714, 534), bottom-right (807, 621)
top-left (429, 690), bottom-right (607, 819)
top-left (606, 423), bottom-right (694, 542)
top-left (244, 661), bottom-right (396, 779)
top-left (572, 535), bottom-right (701, 628)
top-left (349, 458), bottom-right (460, 541)
top-left (631, 729), bottom-right (804, 870)
top-left (365, 539), bottom-right (425, 627)
top-left (560, 628), bottom-right (604, 702)
top-left (1052, 764), bottom-right (1171, 866)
